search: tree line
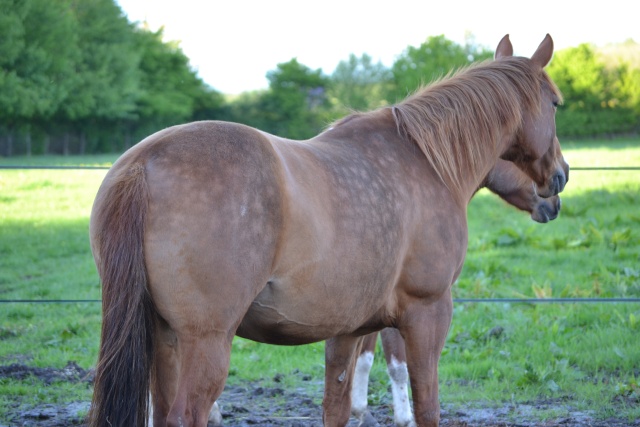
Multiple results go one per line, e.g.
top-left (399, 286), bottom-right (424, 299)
top-left (1, 0), bottom-right (639, 156)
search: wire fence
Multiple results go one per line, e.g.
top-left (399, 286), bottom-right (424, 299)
top-left (1, 164), bottom-right (638, 305)
top-left (0, 165), bottom-right (111, 170)
top-left (2, 165), bottom-right (640, 171)
top-left (1, 298), bottom-right (640, 304)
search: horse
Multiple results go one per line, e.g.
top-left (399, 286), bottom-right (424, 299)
top-left (199, 157), bottom-right (562, 426)
top-left (88, 34), bottom-right (567, 427)
top-left (350, 158), bottom-right (562, 427)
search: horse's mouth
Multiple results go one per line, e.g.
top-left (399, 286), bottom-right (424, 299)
top-left (532, 197), bottom-right (561, 223)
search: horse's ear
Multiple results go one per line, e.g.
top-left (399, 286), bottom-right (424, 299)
top-left (495, 34), bottom-right (513, 59)
top-left (530, 34), bottom-right (554, 68)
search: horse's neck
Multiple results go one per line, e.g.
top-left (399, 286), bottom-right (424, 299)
top-left (321, 109), bottom-right (510, 207)
top-left (458, 131), bottom-right (516, 206)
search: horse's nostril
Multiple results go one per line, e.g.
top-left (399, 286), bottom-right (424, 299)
top-left (554, 170), bottom-right (567, 195)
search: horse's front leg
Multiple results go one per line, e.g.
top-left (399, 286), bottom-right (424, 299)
top-left (323, 335), bottom-right (364, 427)
top-left (400, 290), bottom-right (453, 427)
top-left (351, 332), bottom-right (378, 425)
top-left (380, 328), bottom-right (415, 427)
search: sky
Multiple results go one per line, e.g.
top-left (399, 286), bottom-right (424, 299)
top-left (115, 0), bottom-right (639, 95)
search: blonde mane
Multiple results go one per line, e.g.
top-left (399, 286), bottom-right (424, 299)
top-left (392, 57), bottom-right (561, 193)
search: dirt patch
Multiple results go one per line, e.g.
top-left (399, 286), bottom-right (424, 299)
top-left (1, 363), bottom-right (638, 426)
top-left (0, 361), bottom-right (92, 427)
top-left (0, 361), bottom-right (93, 385)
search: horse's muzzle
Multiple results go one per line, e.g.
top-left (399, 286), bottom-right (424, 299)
top-left (553, 168), bottom-right (568, 195)
top-left (532, 196), bottom-right (561, 223)
top-left (538, 166), bottom-right (568, 198)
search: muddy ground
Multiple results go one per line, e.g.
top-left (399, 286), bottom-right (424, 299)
top-left (1, 362), bottom-right (638, 427)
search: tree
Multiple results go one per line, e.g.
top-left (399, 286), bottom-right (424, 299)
top-left (600, 40), bottom-right (640, 117)
top-left (330, 53), bottom-right (392, 113)
top-left (51, 0), bottom-right (141, 153)
top-left (0, 0), bottom-right (78, 155)
top-left (548, 45), bottom-right (605, 109)
top-left (223, 90), bottom-right (268, 131)
top-left (131, 27), bottom-right (224, 139)
top-left (76, 0), bottom-right (140, 121)
top-left (261, 58), bottom-right (331, 139)
top-left (189, 86), bottom-right (228, 123)
top-left (0, 0), bottom-right (31, 155)
top-left (0, 0), bottom-right (232, 155)
top-left (388, 35), bottom-right (492, 102)
top-left (548, 43), bottom-right (639, 136)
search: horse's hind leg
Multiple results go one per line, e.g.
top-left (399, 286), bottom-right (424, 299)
top-left (150, 316), bottom-right (230, 427)
top-left (323, 335), bottom-right (363, 427)
top-left (164, 332), bottom-right (232, 427)
top-left (150, 317), bottom-right (179, 427)
top-left (151, 321), bottom-right (225, 427)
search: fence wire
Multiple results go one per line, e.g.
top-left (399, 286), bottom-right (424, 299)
top-left (1, 298), bottom-right (640, 304)
top-left (1, 166), bottom-right (640, 171)
top-left (0, 165), bottom-right (110, 170)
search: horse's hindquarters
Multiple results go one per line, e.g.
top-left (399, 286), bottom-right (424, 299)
top-left (142, 122), bottom-right (284, 334)
top-left (135, 122), bottom-right (286, 425)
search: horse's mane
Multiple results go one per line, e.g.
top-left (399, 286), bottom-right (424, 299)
top-left (391, 57), bottom-right (561, 193)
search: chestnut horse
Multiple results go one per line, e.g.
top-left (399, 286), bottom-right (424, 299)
top-left (350, 158), bottom-right (562, 427)
top-left (88, 34), bottom-right (567, 427)
top-left (200, 158), bottom-right (562, 426)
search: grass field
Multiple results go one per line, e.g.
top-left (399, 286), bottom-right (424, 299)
top-left (1, 138), bottom-right (639, 423)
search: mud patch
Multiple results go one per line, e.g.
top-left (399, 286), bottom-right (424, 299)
top-left (2, 402), bottom-right (90, 427)
top-left (0, 361), bottom-right (93, 385)
top-left (1, 363), bottom-right (639, 426)
top-left (0, 362), bottom-right (93, 427)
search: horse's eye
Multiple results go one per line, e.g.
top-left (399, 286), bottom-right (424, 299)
top-left (552, 100), bottom-right (559, 108)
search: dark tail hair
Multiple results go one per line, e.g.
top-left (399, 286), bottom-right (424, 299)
top-left (88, 163), bottom-right (153, 427)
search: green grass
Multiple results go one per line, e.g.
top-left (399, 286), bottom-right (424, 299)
top-left (1, 138), bottom-right (639, 421)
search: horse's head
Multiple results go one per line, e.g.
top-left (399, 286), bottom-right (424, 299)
top-left (495, 34), bottom-right (569, 198)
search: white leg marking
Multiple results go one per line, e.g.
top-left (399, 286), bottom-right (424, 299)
top-left (388, 355), bottom-right (415, 427)
top-left (351, 351), bottom-right (374, 417)
top-left (208, 401), bottom-right (223, 426)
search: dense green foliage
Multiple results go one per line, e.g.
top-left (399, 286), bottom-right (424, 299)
top-left (1, 0), bottom-right (639, 155)
top-left (388, 35), bottom-right (494, 101)
top-left (0, 0), bottom-right (224, 155)
top-left (330, 53), bottom-right (392, 114)
top-left (225, 59), bottom-right (332, 139)
top-left (548, 42), bottom-right (640, 137)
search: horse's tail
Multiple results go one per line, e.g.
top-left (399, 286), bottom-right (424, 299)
top-left (88, 162), bottom-right (153, 427)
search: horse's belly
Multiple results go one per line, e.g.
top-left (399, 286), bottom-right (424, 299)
top-left (236, 304), bottom-right (336, 345)
top-left (235, 277), bottom-right (390, 345)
